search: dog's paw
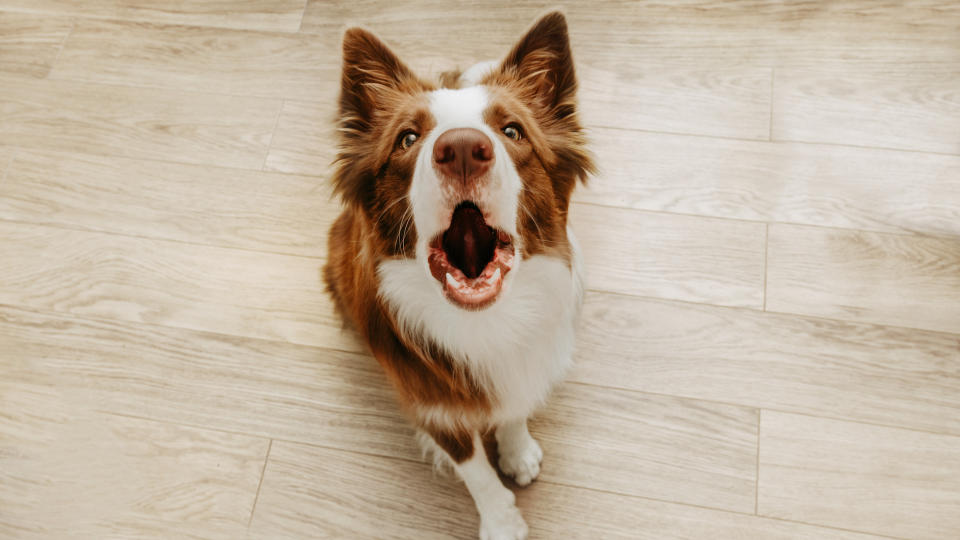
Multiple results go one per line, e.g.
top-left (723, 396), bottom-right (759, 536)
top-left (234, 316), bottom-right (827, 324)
top-left (479, 504), bottom-right (528, 540)
top-left (498, 436), bottom-right (543, 486)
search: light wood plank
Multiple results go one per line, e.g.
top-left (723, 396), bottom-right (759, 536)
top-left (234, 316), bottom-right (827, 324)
top-left (300, 2), bottom-right (523, 72)
top-left (574, 291), bottom-right (960, 436)
top-left (533, 383), bottom-right (758, 513)
top-left (0, 12), bottom-right (71, 78)
top-left (758, 411), bottom-right (960, 540)
top-left (0, 382), bottom-right (269, 539)
top-left (250, 440), bottom-right (886, 540)
top-left (773, 68), bottom-right (960, 154)
top-left (0, 221), bottom-right (359, 351)
top-left (50, 20), bottom-right (339, 100)
top-left (263, 99), bottom-right (337, 176)
top-left (0, 146), bottom-right (12, 176)
top-left (571, 203), bottom-right (766, 308)
top-left (0, 76), bottom-right (280, 169)
top-left (249, 442), bottom-right (477, 539)
top-left (0, 149), bottom-right (340, 256)
top-left (0, 305), bottom-right (413, 459)
top-left (578, 63), bottom-right (771, 139)
top-left (301, 0), bottom-right (960, 68)
top-left (0, 0), bottom-right (307, 32)
top-left (767, 224), bottom-right (960, 333)
top-left (578, 129), bottom-right (960, 237)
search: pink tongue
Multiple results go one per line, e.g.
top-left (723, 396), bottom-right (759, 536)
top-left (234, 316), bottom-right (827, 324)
top-left (443, 205), bottom-right (495, 279)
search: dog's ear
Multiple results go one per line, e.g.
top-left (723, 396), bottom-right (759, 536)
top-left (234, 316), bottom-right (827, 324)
top-left (499, 12), bottom-right (593, 184)
top-left (339, 28), bottom-right (413, 126)
top-left (500, 11), bottom-right (577, 120)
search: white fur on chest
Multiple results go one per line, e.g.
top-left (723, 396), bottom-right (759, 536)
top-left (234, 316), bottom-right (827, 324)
top-left (377, 229), bottom-right (584, 424)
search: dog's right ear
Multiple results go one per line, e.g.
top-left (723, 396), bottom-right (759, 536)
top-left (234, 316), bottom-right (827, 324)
top-left (339, 28), bottom-right (413, 127)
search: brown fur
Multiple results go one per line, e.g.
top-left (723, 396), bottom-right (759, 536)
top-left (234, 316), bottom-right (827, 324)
top-left (324, 13), bottom-right (594, 463)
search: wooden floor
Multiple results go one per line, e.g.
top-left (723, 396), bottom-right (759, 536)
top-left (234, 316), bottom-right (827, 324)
top-left (1, 2), bottom-right (959, 539)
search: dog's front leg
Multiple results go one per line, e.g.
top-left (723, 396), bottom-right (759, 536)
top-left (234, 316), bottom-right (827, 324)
top-left (495, 419), bottom-right (543, 487)
top-left (427, 427), bottom-right (528, 540)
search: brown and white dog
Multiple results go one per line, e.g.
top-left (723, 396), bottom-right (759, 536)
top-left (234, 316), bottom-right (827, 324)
top-left (324, 11), bottom-right (593, 539)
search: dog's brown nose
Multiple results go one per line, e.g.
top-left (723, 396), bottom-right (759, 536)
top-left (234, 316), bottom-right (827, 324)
top-left (433, 128), bottom-right (494, 184)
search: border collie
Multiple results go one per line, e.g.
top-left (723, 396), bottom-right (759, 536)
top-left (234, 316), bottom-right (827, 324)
top-left (324, 11), bottom-right (593, 539)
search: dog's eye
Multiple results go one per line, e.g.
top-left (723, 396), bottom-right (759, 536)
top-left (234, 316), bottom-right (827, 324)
top-left (502, 124), bottom-right (522, 141)
top-left (398, 131), bottom-right (419, 150)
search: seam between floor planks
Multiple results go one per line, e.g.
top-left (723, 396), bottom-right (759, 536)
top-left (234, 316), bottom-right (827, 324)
top-left (586, 124), bottom-right (960, 159)
top-left (295, 0), bottom-right (310, 33)
top-left (768, 68), bottom-right (775, 141)
top-left (0, 216), bottom-right (330, 261)
top-left (754, 410), bottom-right (761, 515)
top-left (45, 17), bottom-right (74, 78)
top-left (261, 98), bottom-right (288, 172)
top-left (247, 439), bottom-right (274, 528)
top-left (762, 223), bottom-right (770, 311)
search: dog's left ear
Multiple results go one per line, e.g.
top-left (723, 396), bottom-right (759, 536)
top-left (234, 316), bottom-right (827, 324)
top-left (339, 27), bottom-right (414, 126)
top-left (500, 11), bottom-right (577, 120)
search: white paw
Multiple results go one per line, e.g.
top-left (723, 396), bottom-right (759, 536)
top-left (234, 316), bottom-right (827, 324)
top-left (498, 436), bottom-right (543, 486)
top-left (479, 504), bottom-right (528, 540)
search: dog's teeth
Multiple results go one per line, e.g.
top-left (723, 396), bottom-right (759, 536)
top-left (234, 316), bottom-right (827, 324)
top-left (445, 272), bottom-right (458, 288)
top-left (487, 267), bottom-right (501, 285)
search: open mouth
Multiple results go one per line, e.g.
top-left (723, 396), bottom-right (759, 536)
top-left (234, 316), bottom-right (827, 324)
top-left (427, 201), bottom-right (515, 309)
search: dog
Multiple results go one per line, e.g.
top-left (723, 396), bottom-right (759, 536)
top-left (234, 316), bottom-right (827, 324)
top-left (324, 11), bottom-right (594, 539)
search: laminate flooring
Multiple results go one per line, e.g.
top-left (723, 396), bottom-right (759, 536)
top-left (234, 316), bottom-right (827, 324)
top-left (2, 2), bottom-right (959, 539)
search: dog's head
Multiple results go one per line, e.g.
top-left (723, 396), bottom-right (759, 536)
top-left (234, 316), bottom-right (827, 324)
top-left (333, 12), bottom-right (593, 310)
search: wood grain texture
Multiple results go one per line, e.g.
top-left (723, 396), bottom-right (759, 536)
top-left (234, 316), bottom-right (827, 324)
top-left (518, 481), bottom-right (890, 540)
top-left (0, 0), bottom-right (307, 32)
top-left (248, 442), bottom-right (478, 539)
top-left (773, 68), bottom-right (960, 154)
top-left (301, 0), bottom-right (960, 68)
top-left (0, 221), bottom-right (358, 350)
top-left (1, 2), bottom-right (959, 538)
top-left (0, 146), bottom-right (12, 177)
top-left (0, 11), bottom-right (71, 77)
top-left (0, 382), bottom-right (269, 540)
top-left (250, 440), bottom-right (887, 540)
top-left (263, 99), bottom-right (337, 176)
top-left (571, 203), bottom-right (766, 308)
top-left (578, 63), bottom-right (771, 139)
top-left (0, 306), bottom-right (414, 459)
top-left (532, 382), bottom-right (758, 513)
top-left (0, 76), bottom-right (280, 169)
top-left (0, 149), bottom-right (340, 256)
top-left (758, 411), bottom-right (960, 540)
top-left (578, 128), bottom-right (960, 237)
top-left (50, 20), bottom-right (339, 100)
top-left (573, 291), bottom-right (960, 436)
top-left (767, 224), bottom-right (960, 333)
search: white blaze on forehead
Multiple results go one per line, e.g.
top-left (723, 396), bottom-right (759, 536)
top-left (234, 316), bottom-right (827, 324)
top-left (428, 86), bottom-right (489, 130)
